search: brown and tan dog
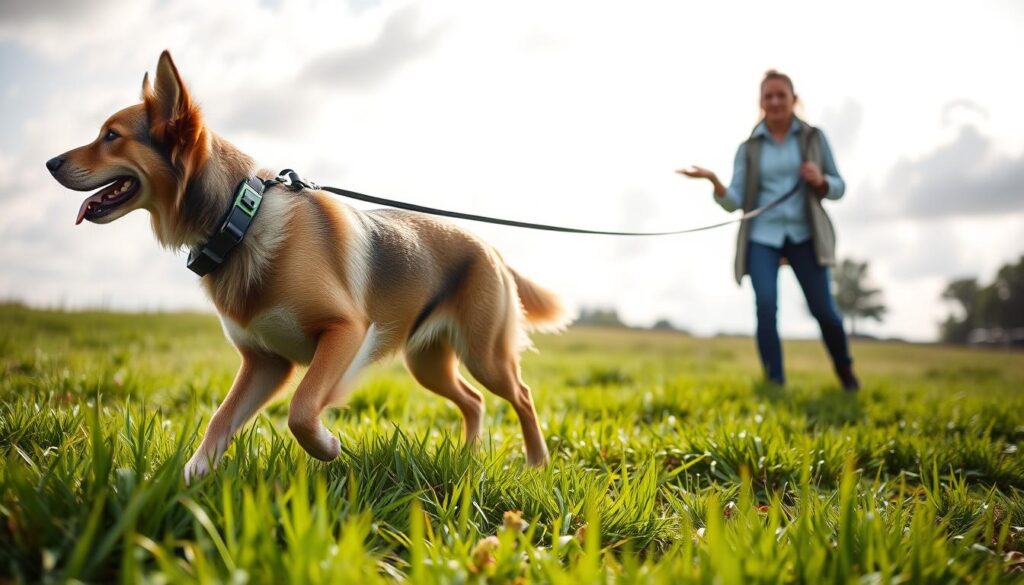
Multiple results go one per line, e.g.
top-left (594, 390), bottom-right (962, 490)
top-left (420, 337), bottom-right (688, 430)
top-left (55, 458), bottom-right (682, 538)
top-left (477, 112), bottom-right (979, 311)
top-left (46, 51), bottom-right (569, 483)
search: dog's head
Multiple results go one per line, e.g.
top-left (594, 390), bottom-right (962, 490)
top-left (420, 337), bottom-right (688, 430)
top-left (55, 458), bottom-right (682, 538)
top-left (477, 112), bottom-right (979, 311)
top-left (46, 51), bottom-right (209, 232)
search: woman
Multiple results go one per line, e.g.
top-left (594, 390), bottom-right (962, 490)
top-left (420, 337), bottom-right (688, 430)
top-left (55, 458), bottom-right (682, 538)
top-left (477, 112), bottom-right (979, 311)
top-left (679, 70), bottom-right (859, 390)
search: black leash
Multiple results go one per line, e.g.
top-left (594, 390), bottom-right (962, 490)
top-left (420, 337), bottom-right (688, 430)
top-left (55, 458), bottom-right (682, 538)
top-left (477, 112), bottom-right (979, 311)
top-left (269, 169), bottom-right (804, 237)
top-left (187, 169), bottom-right (805, 276)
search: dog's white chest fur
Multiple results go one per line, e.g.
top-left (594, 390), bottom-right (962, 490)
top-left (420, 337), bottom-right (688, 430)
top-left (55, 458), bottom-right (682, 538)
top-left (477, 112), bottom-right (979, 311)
top-left (221, 308), bottom-right (317, 364)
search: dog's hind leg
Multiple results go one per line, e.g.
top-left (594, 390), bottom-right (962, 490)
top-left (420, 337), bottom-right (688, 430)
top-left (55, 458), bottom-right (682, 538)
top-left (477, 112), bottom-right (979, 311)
top-left (288, 321), bottom-right (370, 461)
top-left (462, 339), bottom-right (548, 467)
top-left (185, 350), bottom-right (293, 484)
top-left (405, 339), bottom-right (485, 444)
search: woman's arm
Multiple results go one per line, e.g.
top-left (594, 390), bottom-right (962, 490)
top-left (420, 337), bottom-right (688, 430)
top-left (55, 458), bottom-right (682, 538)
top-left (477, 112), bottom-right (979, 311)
top-left (677, 143), bottom-right (745, 212)
top-left (803, 130), bottom-right (846, 200)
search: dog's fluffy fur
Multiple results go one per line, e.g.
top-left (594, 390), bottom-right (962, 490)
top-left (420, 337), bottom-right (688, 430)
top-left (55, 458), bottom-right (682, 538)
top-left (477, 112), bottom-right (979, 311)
top-left (47, 51), bottom-right (570, 483)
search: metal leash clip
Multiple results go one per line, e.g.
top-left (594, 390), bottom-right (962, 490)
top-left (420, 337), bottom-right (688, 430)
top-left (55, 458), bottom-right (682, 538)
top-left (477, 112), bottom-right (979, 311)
top-left (272, 169), bottom-right (319, 191)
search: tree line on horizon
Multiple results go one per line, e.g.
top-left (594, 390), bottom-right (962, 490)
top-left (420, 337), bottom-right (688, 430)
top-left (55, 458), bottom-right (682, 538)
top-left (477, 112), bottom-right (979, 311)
top-left (573, 257), bottom-right (891, 337)
top-left (940, 255), bottom-right (1024, 346)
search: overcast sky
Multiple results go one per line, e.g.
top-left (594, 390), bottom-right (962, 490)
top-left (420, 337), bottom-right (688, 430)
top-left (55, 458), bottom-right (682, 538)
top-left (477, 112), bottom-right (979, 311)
top-left (1, 0), bottom-right (1022, 342)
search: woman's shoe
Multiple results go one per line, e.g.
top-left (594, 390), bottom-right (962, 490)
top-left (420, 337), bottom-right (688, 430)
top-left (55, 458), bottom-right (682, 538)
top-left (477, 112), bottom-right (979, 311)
top-left (836, 364), bottom-right (860, 392)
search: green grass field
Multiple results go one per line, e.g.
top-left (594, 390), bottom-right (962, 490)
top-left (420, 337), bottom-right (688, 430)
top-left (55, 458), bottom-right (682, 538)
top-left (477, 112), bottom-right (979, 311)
top-left (2, 302), bottom-right (1023, 583)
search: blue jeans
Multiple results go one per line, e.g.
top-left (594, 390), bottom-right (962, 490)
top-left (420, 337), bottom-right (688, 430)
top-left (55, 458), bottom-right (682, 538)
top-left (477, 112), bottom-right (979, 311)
top-left (748, 238), bottom-right (852, 384)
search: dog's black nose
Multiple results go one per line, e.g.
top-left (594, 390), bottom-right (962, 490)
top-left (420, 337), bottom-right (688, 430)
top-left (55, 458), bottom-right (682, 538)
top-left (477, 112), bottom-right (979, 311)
top-left (45, 156), bottom-right (65, 173)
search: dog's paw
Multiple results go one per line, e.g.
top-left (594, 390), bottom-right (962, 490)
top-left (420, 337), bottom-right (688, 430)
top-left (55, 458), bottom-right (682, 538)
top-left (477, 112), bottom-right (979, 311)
top-left (526, 445), bottom-right (550, 468)
top-left (183, 454), bottom-right (214, 485)
top-left (289, 419), bottom-right (341, 461)
top-left (308, 431), bottom-right (341, 462)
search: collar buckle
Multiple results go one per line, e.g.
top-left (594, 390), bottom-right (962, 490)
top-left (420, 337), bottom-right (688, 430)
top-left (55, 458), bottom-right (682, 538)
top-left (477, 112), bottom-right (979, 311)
top-left (237, 183), bottom-right (262, 217)
top-left (186, 177), bottom-right (266, 276)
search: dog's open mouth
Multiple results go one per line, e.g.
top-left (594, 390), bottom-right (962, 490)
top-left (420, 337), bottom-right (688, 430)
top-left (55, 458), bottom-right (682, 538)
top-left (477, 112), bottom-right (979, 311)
top-left (76, 177), bottom-right (140, 225)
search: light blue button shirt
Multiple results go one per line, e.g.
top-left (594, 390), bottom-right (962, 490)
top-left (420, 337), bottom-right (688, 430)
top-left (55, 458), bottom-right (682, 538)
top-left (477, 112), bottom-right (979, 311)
top-left (715, 118), bottom-right (845, 248)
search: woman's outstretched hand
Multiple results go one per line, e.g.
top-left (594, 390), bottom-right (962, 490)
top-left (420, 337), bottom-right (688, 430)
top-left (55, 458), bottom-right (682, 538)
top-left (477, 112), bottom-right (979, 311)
top-left (677, 166), bottom-right (727, 198)
top-left (676, 165), bottom-right (716, 181)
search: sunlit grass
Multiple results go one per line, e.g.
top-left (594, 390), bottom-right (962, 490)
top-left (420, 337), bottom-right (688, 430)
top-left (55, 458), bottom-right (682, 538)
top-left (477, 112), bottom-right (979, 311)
top-left (1, 302), bottom-right (1023, 583)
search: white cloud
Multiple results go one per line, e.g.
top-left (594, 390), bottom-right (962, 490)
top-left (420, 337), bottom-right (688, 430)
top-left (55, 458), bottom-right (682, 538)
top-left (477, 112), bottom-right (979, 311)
top-left (818, 99), bottom-right (862, 159)
top-left (302, 6), bottom-right (447, 91)
top-left (0, 0), bottom-right (153, 62)
top-left (942, 99), bottom-right (989, 128)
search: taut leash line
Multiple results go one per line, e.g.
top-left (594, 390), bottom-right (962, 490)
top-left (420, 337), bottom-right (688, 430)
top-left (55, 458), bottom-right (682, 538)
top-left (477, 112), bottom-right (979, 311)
top-left (268, 169), bottom-right (804, 237)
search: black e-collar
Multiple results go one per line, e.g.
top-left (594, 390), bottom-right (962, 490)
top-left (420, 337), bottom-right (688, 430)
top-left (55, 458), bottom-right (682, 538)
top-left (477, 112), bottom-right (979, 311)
top-left (186, 177), bottom-right (266, 276)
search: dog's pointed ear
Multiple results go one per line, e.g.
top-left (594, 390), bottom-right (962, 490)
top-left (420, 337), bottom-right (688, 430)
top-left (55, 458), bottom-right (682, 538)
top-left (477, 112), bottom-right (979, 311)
top-left (144, 50), bottom-right (207, 175)
top-left (147, 50), bottom-right (191, 126)
top-left (141, 71), bottom-right (154, 102)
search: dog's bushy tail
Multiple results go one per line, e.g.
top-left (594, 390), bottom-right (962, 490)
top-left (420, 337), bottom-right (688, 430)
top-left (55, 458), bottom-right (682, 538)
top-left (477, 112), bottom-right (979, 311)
top-left (510, 268), bottom-right (573, 333)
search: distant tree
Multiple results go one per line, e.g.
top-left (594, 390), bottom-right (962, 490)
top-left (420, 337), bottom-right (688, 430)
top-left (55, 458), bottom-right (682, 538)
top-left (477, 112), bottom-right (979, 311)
top-left (576, 307), bottom-right (626, 327)
top-left (978, 256), bottom-right (1024, 329)
top-left (652, 318), bottom-right (676, 331)
top-left (652, 318), bottom-right (691, 335)
top-left (939, 255), bottom-right (1024, 345)
top-left (940, 278), bottom-right (979, 344)
top-left (832, 259), bottom-right (887, 336)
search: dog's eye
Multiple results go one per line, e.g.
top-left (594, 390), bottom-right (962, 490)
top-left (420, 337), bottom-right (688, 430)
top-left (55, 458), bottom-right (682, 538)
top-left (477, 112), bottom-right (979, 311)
top-left (104, 129), bottom-right (120, 142)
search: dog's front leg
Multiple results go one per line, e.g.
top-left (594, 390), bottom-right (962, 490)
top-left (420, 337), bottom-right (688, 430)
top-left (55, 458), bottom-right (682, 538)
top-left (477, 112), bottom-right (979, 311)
top-left (288, 322), bottom-right (368, 461)
top-left (185, 350), bottom-right (293, 484)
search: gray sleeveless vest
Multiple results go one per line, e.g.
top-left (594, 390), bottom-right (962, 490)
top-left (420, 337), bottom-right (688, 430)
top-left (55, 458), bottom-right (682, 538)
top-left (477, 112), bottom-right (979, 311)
top-left (733, 118), bottom-right (836, 284)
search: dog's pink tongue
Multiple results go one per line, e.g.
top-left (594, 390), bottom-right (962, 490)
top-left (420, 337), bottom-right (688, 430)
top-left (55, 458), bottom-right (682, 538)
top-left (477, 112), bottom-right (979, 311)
top-left (76, 194), bottom-right (103, 225)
